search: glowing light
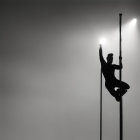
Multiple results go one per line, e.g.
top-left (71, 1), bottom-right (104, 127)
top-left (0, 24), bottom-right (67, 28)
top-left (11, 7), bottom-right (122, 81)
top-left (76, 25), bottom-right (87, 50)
top-left (122, 17), bottom-right (138, 55)
top-left (130, 18), bottom-right (137, 26)
top-left (99, 37), bottom-right (107, 45)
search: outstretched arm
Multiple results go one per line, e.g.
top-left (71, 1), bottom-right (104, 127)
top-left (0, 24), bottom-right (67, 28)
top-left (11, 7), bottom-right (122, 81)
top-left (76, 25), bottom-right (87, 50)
top-left (113, 57), bottom-right (123, 69)
top-left (99, 45), bottom-right (106, 65)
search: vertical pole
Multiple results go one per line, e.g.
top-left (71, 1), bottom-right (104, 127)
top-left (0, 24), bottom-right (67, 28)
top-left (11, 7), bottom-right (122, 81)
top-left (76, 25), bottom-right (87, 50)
top-left (119, 13), bottom-right (123, 140)
top-left (100, 66), bottom-right (102, 140)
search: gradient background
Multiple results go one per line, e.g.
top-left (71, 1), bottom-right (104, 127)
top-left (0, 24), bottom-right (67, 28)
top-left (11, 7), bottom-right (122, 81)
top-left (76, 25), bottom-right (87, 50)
top-left (1, 0), bottom-right (140, 140)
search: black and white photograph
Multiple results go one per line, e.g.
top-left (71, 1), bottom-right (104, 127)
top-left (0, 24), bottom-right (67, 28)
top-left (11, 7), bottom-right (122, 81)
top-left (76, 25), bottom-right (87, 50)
top-left (1, 0), bottom-right (140, 140)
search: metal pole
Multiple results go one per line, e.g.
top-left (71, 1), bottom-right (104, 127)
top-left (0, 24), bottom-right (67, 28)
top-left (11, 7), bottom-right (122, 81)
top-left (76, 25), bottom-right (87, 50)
top-left (119, 13), bottom-right (123, 140)
top-left (100, 65), bottom-right (102, 140)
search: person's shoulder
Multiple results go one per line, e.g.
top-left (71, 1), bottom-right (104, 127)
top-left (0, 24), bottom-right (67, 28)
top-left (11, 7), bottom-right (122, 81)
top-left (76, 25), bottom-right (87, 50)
top-left (102, 61), bottom-right (107, 66)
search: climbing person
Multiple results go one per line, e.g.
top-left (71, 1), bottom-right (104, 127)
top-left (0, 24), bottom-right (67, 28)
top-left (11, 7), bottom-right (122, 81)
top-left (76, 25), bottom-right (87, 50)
top-left (99, 45), bottom-right (130, 101)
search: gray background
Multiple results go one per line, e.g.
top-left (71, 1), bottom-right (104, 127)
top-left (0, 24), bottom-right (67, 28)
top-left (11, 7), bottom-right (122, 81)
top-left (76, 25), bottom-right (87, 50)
top-left (1, 0), bottom-right (140, 140)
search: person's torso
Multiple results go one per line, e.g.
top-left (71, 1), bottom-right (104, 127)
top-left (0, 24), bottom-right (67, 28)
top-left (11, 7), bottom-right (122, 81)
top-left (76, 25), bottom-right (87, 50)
top-left (102, 63), bottom-right (116, 81)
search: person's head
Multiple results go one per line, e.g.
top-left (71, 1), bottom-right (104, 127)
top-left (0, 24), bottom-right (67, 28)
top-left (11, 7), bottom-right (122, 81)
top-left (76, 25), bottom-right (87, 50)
top-left (106, 53), bottom-right (113, 64)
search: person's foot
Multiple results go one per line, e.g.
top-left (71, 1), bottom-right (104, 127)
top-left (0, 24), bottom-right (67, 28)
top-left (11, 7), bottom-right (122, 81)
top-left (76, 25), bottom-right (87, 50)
top-left (115, 95), bottom-right (121, 102)
top-left (115, 88), bottom-right (127, 102)
top-left (114, 88), bottom-right (121, 102)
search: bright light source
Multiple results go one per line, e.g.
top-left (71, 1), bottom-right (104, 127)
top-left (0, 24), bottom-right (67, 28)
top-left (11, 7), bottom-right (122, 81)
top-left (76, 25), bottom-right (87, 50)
top-left (130, 18), bottom-right (137, 26)
top-left (122, 17), bottom-right (138, 55)
top-left (99, 37), bottom-right (107, 45)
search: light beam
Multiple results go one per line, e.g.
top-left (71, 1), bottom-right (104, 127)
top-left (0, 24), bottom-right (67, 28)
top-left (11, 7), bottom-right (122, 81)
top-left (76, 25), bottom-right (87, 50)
top-left (122, 17), bottom-right (138, 54)
top-left (129, 18), bottom-right (137, 26)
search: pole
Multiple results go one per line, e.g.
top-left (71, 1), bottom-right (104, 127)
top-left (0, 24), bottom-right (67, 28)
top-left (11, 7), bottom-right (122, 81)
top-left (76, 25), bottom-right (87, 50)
top-left (100, 64), bottom-right (102, 140)
top-left (119, 13), bottom-right (123, 140)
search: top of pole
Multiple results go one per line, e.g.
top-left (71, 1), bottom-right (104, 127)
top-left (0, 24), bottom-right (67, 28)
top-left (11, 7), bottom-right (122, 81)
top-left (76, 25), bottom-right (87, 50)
top-left (119, 13), bottom-right (122, 16)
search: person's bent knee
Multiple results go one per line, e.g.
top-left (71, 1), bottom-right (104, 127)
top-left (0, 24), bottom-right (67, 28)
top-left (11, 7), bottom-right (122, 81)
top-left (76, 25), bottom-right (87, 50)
top-left (125, 83), bottom-right (130, 89)
top-left (127, 84), bottom-right (130, 89)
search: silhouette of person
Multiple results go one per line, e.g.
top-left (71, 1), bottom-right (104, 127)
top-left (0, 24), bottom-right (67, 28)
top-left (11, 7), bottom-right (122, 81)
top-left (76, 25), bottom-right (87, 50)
top-left (99, 45), bottom-right (130, 101)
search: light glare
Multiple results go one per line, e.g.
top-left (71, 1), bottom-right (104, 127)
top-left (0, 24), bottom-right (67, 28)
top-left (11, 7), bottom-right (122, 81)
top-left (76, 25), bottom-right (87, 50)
top-left (99, 38), bottom-right (107, 45)
top-left (130, 18), bottom-right (137, 25)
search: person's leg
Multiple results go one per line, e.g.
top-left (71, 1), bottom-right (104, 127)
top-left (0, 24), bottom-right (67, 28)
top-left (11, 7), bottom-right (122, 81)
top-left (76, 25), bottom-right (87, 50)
top-left (105, 82), bottom-right (120, 100)
top-left (105, 82), bottom-right (115, 96)
top-left (120, 81), bottom-right (130, 90)
top-left (115, 80), bottom-right (130, 96)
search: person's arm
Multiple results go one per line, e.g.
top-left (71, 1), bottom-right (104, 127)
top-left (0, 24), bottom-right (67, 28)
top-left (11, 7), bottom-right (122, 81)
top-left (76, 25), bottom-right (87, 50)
top-left (99, 45), bottom-right (106, 65)
top-left (113, 56), bottom-right (123, 69)
top-left (113, 64), bottom-right (122, 69)
top-left (113, 62), bottom-right (123, 70)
